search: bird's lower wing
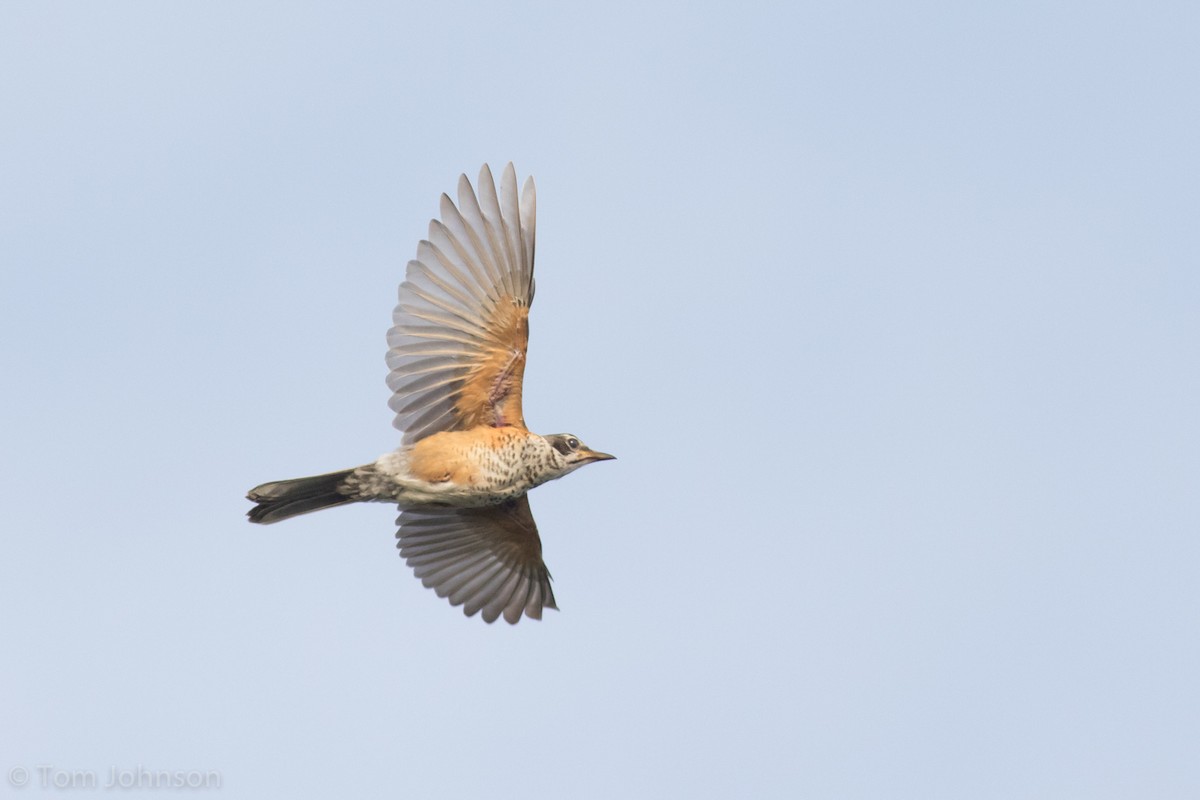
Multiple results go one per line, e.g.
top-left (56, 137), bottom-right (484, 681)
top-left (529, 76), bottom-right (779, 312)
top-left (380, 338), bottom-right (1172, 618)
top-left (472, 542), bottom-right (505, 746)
top-left (396, 495), bottom-right (556, 624)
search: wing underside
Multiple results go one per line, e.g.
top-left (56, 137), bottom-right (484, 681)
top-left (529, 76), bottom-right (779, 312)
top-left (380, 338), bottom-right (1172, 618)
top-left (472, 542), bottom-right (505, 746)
top-left (396, 496), bottom-right (557, 624)
top-left (386, 164), bottom-right (537, 444)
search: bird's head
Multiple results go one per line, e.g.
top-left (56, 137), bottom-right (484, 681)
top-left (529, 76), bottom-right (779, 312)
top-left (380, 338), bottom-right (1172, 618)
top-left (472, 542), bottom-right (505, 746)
top-left (543, 433), bottom-right (615, 477)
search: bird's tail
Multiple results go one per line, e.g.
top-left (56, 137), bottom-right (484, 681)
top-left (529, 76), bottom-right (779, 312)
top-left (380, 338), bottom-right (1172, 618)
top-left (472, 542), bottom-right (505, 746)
top-left (246, 468), bottom-right (358, 524)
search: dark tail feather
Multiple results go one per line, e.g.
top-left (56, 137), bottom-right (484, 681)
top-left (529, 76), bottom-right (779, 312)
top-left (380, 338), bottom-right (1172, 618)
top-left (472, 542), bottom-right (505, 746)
top-left (246, 468), bottom-right (358, 524)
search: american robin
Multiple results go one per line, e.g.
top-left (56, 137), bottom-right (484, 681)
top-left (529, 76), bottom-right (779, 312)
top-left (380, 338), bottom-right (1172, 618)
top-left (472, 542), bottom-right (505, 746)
top-left (247, 164), bottom-right (613, 624)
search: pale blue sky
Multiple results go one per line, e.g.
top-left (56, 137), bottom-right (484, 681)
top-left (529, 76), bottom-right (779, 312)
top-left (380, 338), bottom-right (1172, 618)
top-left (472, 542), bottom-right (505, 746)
top-left (2, 2), bottom-right (1197, 798)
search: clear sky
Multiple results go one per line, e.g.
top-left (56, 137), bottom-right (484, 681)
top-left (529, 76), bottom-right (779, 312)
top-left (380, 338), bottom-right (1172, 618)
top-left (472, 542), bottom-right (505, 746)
top-left (2, 2), bottom-right (1197, 798)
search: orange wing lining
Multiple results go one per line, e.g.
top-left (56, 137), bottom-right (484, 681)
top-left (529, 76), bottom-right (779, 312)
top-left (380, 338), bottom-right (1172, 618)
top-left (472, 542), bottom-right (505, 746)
top-left (456, 298), bottom-right (529, 430)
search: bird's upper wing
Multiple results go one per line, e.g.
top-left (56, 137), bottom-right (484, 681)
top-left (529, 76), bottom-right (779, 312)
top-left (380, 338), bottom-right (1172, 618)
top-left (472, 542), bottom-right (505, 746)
top-left (396, 495), bottom-right (557, 624)
top-left (387, 163), bottom-right (537, 444)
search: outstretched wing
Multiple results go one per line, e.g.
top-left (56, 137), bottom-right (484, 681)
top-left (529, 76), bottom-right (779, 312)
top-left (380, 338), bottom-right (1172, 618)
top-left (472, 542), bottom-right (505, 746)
top-left (387, 163), bottom-right (537, 444)
top-left (396, 496), bottom-right (557, 624)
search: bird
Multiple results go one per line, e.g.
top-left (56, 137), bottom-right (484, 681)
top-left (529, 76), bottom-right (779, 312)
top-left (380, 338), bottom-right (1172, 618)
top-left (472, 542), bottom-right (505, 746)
top-left (246, 164), bottom-right (613, 624)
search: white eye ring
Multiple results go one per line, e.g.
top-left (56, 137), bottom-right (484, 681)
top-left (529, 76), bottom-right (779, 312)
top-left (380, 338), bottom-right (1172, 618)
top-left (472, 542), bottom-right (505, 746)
top-left (567, 437), bottom-right (579, 450)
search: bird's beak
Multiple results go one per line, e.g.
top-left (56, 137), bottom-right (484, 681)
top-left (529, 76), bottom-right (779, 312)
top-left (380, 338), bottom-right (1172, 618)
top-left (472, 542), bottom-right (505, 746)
top-left (581, 449), bottom-right (616, 463)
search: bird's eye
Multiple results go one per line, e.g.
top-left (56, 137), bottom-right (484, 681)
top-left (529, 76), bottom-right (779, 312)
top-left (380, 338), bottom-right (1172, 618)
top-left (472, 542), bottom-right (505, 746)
top-left (567, 437), bottom-right (579, 450)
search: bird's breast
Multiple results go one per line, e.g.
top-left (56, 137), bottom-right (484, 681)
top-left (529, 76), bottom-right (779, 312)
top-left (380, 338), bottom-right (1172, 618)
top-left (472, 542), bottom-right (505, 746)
top-left (402, 427), bottom-right (546, 500)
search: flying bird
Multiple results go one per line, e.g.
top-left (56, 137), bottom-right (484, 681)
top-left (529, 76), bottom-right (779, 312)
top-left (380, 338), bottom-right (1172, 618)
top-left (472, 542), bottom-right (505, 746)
top-left (247, 164), bottom-right (613, 623)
